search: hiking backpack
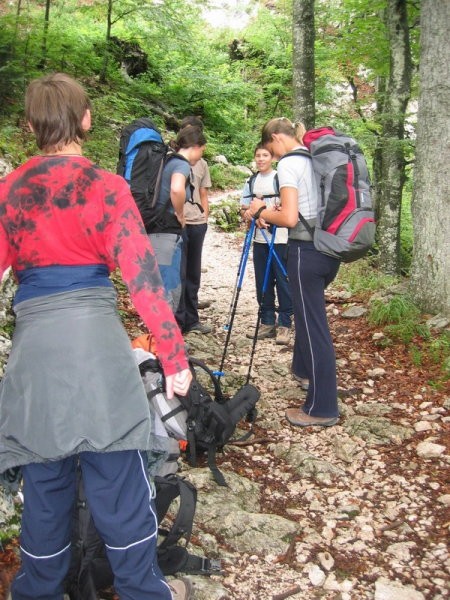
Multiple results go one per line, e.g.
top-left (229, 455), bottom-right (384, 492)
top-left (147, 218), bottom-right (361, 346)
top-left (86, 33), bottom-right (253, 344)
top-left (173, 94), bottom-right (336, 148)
top-left (280, 127), bottom-right (375, 263)
top-left (116, 117), bottom-right (190, 233)
top-left (65, 470), bottom-right (220, 600)
top-left (136, 350), bottom-right (261, 487)
top-left (242, 171), bottom-right (280, 201)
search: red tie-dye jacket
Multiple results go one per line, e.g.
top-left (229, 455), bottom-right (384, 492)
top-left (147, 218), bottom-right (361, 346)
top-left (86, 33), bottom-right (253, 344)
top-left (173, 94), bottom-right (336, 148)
top-left (0, 155), bottom-right (187, 376)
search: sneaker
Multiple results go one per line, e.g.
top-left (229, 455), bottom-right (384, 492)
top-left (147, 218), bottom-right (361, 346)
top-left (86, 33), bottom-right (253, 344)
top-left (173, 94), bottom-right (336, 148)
top-left (285, 408), bottom-right (339, 427)
top-left (197, 300), bottom-right (211, 310)
top-left (246, 324), bottom-right (276, 340)
top-left (169, 577), bottom-right (194, 599)
top-left (185, 322), bottom-right (212, 335)
top-left (276, 326), bottom-right (291, 345)
top-left (292, 373), bottom-right (309, 391)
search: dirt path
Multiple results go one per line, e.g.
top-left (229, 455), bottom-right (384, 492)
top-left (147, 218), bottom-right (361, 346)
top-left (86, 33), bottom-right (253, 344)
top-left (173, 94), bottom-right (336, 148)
top-left (186, 222), bottom-right (450, 599)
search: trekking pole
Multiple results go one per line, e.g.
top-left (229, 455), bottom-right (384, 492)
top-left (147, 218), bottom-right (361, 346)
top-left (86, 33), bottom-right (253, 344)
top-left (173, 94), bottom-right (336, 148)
top-left (259, 228), bottom-right (288, 280)
top-left (223, 219), bottom-right (255, 332)
top-left (216, 219), bottom-right (256, 379)
top-left (245, 226), bottom-right (278, 386)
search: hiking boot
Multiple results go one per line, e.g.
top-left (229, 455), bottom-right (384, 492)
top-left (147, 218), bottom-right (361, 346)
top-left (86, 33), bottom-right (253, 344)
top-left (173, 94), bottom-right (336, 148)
top-left (246, 324), bottom-right (276, 340)
top-left (292, 373), bottom-right (309, 391)
top-left (197, 300), bottom-right (211, 309)
top-left (276, 326), bottom-right (291, 345)
top-left (285, 408), bottom-right (339, 427)
top-left (185, 322), bottom-right (212, 335)
top-left (169, 577), bottom-right (194, 599)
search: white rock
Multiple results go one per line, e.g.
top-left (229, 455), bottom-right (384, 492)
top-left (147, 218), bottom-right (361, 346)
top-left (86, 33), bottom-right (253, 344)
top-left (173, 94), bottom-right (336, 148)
top-left (374, 577), bottom-right (425, 600)
top-left (308, 564), bottom-right (326, 586)
top-left (414, 421), bottom-right (433, 432)
top-left (367, 367), bottom-right (386, 377)
top-left (213, 154), bottom-right (229, 165)
top-left (318, 551), bottom-right (334, 571)
top-left (437, 494), bottom-right (450, 506)
top-left (386, 541), bottom-right (416, 561)
top-left (416, 441), bottom-right (446, 458)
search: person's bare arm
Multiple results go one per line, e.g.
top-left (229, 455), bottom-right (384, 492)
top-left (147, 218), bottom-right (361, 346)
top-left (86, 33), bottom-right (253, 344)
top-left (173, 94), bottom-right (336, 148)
top-left (249, 186), bottom-right (299, 228)
top-left (199, 186), bottom-right (209, 219)
top-left (170, 172), bottom-right (188, 226)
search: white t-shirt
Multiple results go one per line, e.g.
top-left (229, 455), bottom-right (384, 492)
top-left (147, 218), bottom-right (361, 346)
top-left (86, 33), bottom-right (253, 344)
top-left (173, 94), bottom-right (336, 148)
top-left (240, 170), bottom-right (288, 244)
top-left (277, 147), bottom-right (319, 222)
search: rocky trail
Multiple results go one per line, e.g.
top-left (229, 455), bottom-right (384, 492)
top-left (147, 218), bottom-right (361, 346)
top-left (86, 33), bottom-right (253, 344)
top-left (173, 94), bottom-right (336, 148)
top-left (1, 211), bottom-right (449, 600)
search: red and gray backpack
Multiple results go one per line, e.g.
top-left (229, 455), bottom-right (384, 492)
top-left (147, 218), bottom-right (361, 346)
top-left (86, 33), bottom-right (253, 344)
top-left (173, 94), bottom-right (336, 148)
top-left (280, 127), bottom-right (375, 263)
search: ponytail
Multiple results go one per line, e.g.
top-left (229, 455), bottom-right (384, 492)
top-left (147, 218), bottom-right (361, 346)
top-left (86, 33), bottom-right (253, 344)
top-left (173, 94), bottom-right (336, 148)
top-left (261, 117), bottom-right (306, 146)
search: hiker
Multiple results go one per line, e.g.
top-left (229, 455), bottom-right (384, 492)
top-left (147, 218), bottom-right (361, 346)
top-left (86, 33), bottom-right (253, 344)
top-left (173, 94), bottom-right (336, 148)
top-left (175, 116), bottom-right (212, 334)
top-left (149, 125), bottom-right (206, 314)
top-left (0, 73), bottom-right (193, 600)
top-left (240, 143), bottom-right (292, 345)
top-left (248, 117), bottom-right (340, 427)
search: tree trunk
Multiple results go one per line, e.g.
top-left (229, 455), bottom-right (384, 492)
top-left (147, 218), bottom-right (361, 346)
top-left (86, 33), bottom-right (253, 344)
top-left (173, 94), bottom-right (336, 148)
top-left (376, 0), bottom-right (411, 275)
top-left (100, 0), bottom-right (113, 83)
top-left (409, 0), bottom-right (450, 317)
top-left (292, 0), bottom-right (315, 129)
top-left (39, 0), bottom-right (51, 69)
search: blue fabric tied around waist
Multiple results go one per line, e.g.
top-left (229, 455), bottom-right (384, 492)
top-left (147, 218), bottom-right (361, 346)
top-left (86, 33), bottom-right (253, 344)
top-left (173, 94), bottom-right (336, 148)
top-left (14, 264), bottom-right (113, 306)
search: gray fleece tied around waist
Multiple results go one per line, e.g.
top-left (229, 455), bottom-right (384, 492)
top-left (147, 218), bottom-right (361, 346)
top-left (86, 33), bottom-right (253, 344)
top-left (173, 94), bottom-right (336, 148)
top-left (0, 287), bottom-right (170, 474)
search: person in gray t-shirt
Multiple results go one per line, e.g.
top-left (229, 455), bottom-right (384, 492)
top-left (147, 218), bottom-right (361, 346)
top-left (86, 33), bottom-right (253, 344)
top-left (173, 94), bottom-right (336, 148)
top-left (149, 126), bottom-right (206, 312)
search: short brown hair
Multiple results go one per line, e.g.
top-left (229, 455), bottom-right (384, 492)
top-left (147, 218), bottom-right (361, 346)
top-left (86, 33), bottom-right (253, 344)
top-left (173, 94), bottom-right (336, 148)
top-left (25, 73), bottom-right (91, 152)
top-left (254, 142), bottom-right (272, 156)
top-left (180, 115), bottom-right (204, 130)
top-left (261, 117), bottom-right (306, 146)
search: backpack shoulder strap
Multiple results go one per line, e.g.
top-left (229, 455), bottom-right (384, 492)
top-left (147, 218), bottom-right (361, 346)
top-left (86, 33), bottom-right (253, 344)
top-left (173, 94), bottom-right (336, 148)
top-left (154, 474), bottom-right (221, 576)
top-left (241, 171), bottom-right (258, 200)
top-left (273, 172), bottom-right (279, 196)
top-left (277, 149), bottom-right (315, 236)
top-left (155, 474), bottom-right (196, 550)
top-left (278, 148), bottom-right (312, 163)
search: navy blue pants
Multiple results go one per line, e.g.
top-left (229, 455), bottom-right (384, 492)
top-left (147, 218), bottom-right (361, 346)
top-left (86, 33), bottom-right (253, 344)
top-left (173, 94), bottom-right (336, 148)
top-left (11, 451), bottom-right (171, 600)
top-left (253, 242), bottom-right (292, 328)
top-left (176, 223), bottom-right (208, 331)
top-left (287, 241), bottom-right (340, 418)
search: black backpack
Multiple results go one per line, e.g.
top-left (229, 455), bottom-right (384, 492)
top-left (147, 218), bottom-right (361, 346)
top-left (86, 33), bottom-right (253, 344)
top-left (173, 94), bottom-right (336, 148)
top-left (65, 470), bottom-right (220, 600)
top-left (242, 171), bottom-right (279, 201)
top-left (116, 117), bottom-right (189, 233)
top-left (139, 354), bottom-right (261, 487)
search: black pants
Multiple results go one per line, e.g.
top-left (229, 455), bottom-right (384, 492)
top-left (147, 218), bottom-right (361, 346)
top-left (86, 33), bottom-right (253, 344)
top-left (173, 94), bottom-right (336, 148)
top-left (176, 223), bottom-right (208, 331)
top-left (287, 240), bottom-right (340, 418)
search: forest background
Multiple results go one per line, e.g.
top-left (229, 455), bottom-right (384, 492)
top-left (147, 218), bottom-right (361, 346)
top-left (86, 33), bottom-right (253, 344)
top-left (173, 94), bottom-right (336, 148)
top-left (0, 0), bottom-right (448, 369)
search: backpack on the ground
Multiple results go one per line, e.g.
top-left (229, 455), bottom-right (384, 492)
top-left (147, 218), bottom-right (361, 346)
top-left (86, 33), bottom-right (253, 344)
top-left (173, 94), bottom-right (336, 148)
top-left (116, 117), bottom-right (189, 233)
top-left (137, 350), bottom-right (261, 487)
top-left (281, 127), bottom-right (375, 262)
top-left (242, 171), bottom-right (279, 201)
top-left (65, 470), bottom-right (220, 600)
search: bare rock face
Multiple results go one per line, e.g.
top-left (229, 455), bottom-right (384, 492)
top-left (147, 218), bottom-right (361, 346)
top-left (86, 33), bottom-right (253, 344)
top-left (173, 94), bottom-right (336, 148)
top-left (0, 158), bottom-right (13, 177)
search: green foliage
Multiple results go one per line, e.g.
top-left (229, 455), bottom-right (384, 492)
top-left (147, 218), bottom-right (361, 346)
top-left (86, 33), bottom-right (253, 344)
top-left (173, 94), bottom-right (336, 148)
top-left (209, 164), bottom-right (248, 190)
top-left (209, 196), bottom-right (241, 232)
top-left (368, 294), bottom-right (429, 344)
top-left (334, 259), bottom-right (397, 298)
top-left (410, 331), bottom-right (450, 388)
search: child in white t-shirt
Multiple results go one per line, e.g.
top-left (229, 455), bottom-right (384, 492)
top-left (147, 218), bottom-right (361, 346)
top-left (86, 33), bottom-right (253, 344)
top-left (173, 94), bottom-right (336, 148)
top-left (240, 144), bottom-right (292, 344)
